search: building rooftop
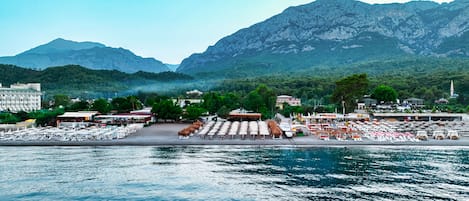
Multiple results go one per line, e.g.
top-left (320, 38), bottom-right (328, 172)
top-left (58, 111), bottom-right (99, 118)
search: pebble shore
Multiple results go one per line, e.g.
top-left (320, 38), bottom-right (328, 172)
top-left (1, 123), bottom-right (469, 146)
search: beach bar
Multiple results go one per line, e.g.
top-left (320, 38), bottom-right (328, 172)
top-left (228, 109), bottom-right (261, 121)
top-left (57, 111), bottom-right (99, 127)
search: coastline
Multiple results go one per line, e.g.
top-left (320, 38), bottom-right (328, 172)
top-left (1, 123), bottom-right (469, 146)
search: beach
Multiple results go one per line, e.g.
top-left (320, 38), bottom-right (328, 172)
top-left (1, 123), bottom-right (469, 146)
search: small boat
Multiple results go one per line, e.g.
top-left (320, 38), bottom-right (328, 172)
top-left (432, 130), bottom-right (445, 140)
top-left (416, 131), bottom-right (428, 141)
top-left (447, 130), bottom-right (459, 140)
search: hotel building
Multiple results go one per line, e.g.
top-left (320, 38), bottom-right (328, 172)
top-left (0, 83), bottom-right (41, 112)
top-left (276, 95), bottom-right (301, 109)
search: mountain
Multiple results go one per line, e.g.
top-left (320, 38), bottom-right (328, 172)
top-left (0, 64), bottom-right (192, 97)
top-left (165, 64), bottom-right (180, 72)
top-left (0, 38), bottom-right (171, 73)
top-left (177, 0), bottom-right (469, 76)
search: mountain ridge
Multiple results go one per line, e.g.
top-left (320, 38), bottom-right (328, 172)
top-left (0, 38), bottom-right (170, 73)
top-left (177, 0), bottom-right (469, 75)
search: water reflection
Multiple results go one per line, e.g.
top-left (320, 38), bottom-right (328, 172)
top-left (0, 146), bottom-right (468, 200)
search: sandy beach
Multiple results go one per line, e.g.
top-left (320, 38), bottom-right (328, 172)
top-left (0, 123), bottom-right (469, 146)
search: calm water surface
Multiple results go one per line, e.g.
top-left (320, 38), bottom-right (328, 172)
top-left (0, 146), bottom-right (468, 200)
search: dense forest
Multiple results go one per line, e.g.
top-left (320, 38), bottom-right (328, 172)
top-left (1, 57), bottom-right (468, 108)
top-left (0, 64), bottom-right (193, 98)
top-left (213, 58), bottom-right (469, 106)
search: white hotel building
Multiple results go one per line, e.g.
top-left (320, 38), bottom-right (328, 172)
top-left (0, 83), bottom-right (41, 112)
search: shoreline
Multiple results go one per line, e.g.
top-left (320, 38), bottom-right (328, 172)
top-left (1, 123), bottom-right (469, 146)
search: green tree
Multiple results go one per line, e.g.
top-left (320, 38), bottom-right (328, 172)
top-left (68, 100), bottom-right (90, 111)
top-left (280, 103), bottom-right (304, 117)
top-left (221, 92), bottom-right (241, 110)
top-left (216, 105), bottom-right (231, 118)
top-left (152, 99), bottom-right (182, 122)
top-left (111, 97), bottom-right (129, 113)
top-left (15, 111), bottom-right (29, 121)
top-left (0, 113), bottom-right (20, 124)
top-left (91, 98), bottom-right (111, 114)
top-left (110, 96), bottom-right (142, 113)
top-left (202, 92), bottom-right (223, 114)
top-left (332, 74), bottom-right (369, 113)
top-left (243, 84), bottom-right (276, 118)
top-left (244, 91), bottom-right (264, 112)
top-left (128, 95), bottom-right (142, 111)
top-left (28, 108), bottom-right (65, 126)
top-left (372, 85), bottom-right (398, 103)
top-left (53, 94), bottom-right (71, 108)
top-left (183, 105), bottom-right (207, 120)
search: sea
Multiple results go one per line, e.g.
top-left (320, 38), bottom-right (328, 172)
top-left (0, 146), bottom-right (468, 201)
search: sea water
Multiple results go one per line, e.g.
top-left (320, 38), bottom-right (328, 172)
top-left (0, 146), bottom-right (468, 200)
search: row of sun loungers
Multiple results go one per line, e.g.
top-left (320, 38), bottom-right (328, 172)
top-left (197, 121), bottom-right (273, 140)
top-left (0, 124), bottom-right (144, 141)
top-left (349, 120), bottom-right (463, 141)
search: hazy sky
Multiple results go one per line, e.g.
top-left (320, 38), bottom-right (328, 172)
top-left (0, 0), bottom-right (454, 64)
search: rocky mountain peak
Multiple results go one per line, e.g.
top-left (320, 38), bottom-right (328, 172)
top-left (20, 38), bottom-right (105, 55)
top-left (177, 0), bottom-right (469, 75)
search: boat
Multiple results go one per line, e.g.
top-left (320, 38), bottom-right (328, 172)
top-left (447, 130), bottom-right (459, 140)
top-left (415, 131), bottom-right (428, 141)
top-left (432, 130), bottom-right (445, 140)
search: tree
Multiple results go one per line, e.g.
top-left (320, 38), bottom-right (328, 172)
top-left (244, 91), bottom-right (264, 112)
top-left (184, 105), bottom-right (207, 120)
top-left (152, 99), bottom-right (182, 122)
top-left (128, 95), bottom-right (142, 111)
top-left (202, 92), bottom-right (223, 114)
top-left (372, 85), bottom-right (398, 103)
top-left (216, 106), bottom-right (231, 118)
top-left (91, 98), bottom-right (111, 114)
top-left (111, 97), bottom-right (130, 113)
top-left (280, 103), bottom-right (304, 117)
top-left (28, 108), bottom-right (65, 126)
top-left (221, 92), bottom-right (241, 110)
top-left (15, 111), bottom-right (29, 121)
top-left (0, 113), bottom-right (20, 124)
top-left (332, 74), bottom-right (369, 113)
top-left (243, 84), bottom-right (276, 118)
top-left (53, 94), bottom-right (71, 108)
top-left (111, 96), bottom-right (142, 113)
top-left (68, 100), bottom-right (90, 111)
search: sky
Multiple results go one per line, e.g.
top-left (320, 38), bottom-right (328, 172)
top-left (0, 0), bottom-right (454, 64)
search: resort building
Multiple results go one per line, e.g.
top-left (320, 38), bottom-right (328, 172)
top-left (57, 111), bottom-right (99, 127)
top-left (172, 98), bottom-right (203, 108)
top-left (403, 98), bottom-right (425, 108)
top-left (0, 83), bottom-right (41, 112)
top-left (94, 114), bottom-right (152, 125)
top-left (276, 95), bottom-right (301, 109)
top-left (228, 108), bottom-right (261, 121)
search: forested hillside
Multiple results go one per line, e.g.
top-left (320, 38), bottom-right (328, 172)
top-left (0, 64), bottom-right (193, 98)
